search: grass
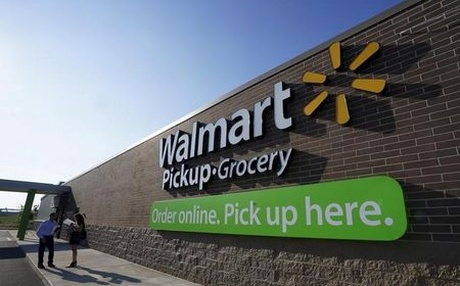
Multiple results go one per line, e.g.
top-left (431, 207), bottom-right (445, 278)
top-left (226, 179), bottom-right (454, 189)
top-left (0, 214), bottom-right (20, 229)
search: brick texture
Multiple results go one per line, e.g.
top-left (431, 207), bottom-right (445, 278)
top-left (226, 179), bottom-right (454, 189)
top-left (85, 225), bottom-right (460, 286)
top-left (65, 0), bottom-right (460, 285)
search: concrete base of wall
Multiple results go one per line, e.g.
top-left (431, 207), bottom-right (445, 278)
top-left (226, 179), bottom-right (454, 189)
top-left (85, 224), bottom-right (460, 286)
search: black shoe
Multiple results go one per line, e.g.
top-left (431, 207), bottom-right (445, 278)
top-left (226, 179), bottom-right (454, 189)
top-left (67, 261), bottom-right (77, 268)
top-left (48, 263), bottom-right (56, 268)
top-left (38, 264), bottom-right (45, 269)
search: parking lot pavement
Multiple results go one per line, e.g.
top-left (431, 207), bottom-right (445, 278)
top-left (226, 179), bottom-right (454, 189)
top-left (7, 230), bottom-right (201, 286)
top-left (0, 230), bottom-right (46, 286)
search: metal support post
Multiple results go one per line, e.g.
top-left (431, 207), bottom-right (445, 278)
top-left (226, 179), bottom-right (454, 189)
top-left (17, 189), bottom-right (36, 240)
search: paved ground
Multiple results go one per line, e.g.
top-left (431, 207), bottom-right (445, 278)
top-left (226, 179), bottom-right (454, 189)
top-left (3, 230), bottom-right (200, 286)
top-left (0, 230), bottom-right (46, 286)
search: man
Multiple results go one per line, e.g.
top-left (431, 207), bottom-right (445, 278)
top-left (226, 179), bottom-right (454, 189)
top-left (36, 212), bottom-right (59, 269)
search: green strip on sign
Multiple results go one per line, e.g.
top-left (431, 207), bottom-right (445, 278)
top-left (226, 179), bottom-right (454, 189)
top-left (150, 176), bottom-right (407, 241)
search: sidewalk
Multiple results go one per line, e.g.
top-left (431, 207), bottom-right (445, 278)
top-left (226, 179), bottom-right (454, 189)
top-left (9, 230), bottom-right (201, 286)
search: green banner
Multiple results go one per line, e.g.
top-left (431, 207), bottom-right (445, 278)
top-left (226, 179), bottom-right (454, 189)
top-left (151, 176), bottom-right (407, 241)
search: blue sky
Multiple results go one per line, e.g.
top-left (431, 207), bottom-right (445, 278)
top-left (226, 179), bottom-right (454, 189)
top-left (0, 0), bottom-right (402, 208)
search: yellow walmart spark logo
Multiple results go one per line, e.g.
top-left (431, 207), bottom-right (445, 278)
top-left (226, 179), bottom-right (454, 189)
top-left (302, 42), bottom-right (386, 125)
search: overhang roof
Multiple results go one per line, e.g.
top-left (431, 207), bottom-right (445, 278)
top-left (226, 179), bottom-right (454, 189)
top-left (0, 179), bottom-right (71, 194)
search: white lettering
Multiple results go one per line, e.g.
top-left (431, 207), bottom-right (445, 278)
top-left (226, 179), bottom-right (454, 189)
top-left (159, 131), bottom-right (180, 167)
top-left (253, 97), bottom-right (272, 137)
top-left (159, 82), bottom-right (293, 168)
top-left (228, 109), bottom-right (250, 145)
top-left (274, 82), bottom-right (292, 130)
top-left (281, 206), bottom-right (297, 233)
top-left (224, 201), bottom-right (261, 225)
top-left (197, 118), bottom-right (227, 156)
top-left (359, 201), bottom-right (382, 226)
top-left (277, 148), bottom-right (292, 176)
top-left (305, 197), bottom-right (384, 227)
top-left (305, 197), bottom-right (323, 225)
top-left (325, 203), bottom-right (343, 226)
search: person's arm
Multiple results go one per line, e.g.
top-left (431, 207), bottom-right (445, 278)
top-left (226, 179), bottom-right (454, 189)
top-left (36, 222), bottom-right (44, 239)
top-left (70, 223), bottom-right (81, 232)
top-left (36, 221), bottom-right (48, 242)
top-left (52, 223), bottom-right (60, 235)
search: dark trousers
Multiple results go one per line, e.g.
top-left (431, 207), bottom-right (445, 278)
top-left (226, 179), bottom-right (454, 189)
top-left (38, 235), bottom-right (54, 266)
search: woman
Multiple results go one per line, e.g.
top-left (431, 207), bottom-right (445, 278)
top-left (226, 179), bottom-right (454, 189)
top-left (67, 213), bottom-right (86, 268)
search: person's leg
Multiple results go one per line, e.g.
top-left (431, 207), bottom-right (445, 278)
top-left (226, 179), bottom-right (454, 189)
top-left (72, 244), bottom-right (77, 263)
top-left (47, 236), bottom-right (55, 266)
top-left (68, 244), bottom-right (77, 267)
top-left (38, 239), bottom-right (45, 267)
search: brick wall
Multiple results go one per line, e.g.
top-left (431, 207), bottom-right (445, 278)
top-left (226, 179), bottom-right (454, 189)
top-left (86, 225), bottom-right (460, 285)
top-left (65, 0), bottom-right (460, 284)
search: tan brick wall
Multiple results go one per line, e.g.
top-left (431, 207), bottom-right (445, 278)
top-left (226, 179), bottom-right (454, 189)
top-left (68, 0), bottom-right (460, 243)
top-left (65, 0), bottom-right (460, 284)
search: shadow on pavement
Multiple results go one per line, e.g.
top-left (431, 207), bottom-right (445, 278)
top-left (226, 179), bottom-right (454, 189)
top-left (44, 265), bottom-right (141, 285)
top-left (45, 267), bottom-right (110, 285)
top-left (79, 266), bottom-right (142, 284)
top-left (20, 240), bottom-right (88, 254)
top-left (0, 246), bottom-right (26, 259)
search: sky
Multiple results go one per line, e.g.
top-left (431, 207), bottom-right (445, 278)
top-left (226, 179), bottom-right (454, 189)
top-left (0, 0), bottom-right (403, 209)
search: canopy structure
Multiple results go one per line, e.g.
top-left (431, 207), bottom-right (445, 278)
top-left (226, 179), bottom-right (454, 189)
top-left (0, 179), bottom-right (71, 240)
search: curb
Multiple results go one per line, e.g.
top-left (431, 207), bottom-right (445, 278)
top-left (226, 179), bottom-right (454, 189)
top-left (23, 253), bottom-right (54, 286)
top-left (8, 230), bottom-right (53, 286)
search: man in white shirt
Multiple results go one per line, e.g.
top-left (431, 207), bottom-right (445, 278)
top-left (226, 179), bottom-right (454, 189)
top-left (36, 212), bottom-right (58, 269)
